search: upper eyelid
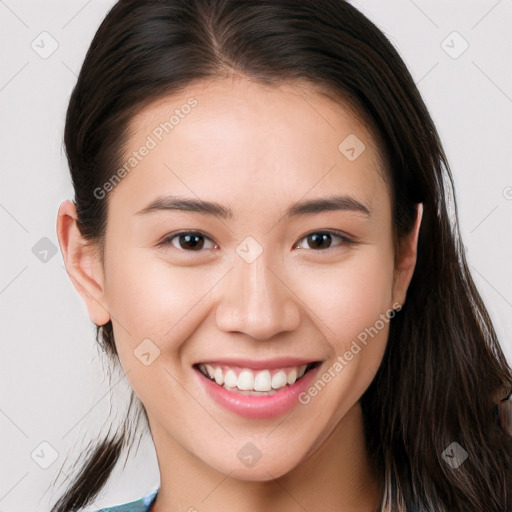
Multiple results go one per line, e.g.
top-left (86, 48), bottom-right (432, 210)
top-left (158, 230), bottom-right (217, 248)
top-left (295, 230), bottom-right (353, 248)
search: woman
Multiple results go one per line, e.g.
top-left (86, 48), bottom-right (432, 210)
top-left (52, 1), bottom-right (512, 511)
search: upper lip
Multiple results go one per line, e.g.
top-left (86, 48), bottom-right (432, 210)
top-left (193, 357), bottom-right (321, 370)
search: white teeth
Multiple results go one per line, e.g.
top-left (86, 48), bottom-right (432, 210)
top-left (271, 370), bottom-right (287, 390)
top-left (198, 363), bottom-right (313, 392)
top-left (224, 369), bottom-right (238, 388)
top-left (254, 370), bottom-right (272, 392)
top-left (287, 368), bottom-right (298, 385)
top-left (205, 363), bottom-right (214, 377)
top-left (214, 366), bottom-right (224, 385)
top-left (237, 369), bottom-right (254, 390)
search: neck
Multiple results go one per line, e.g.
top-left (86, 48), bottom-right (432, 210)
top-left (150, 403), bottom-right (382, 512)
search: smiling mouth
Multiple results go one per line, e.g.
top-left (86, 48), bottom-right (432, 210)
top-left (194, 361), bottom-right (320, 396)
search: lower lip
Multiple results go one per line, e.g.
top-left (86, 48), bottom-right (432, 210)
top-left (195, 365), bottom-right (320, 419)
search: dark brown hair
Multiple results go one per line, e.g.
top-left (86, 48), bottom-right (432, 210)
top-left (50, 1), bottom-right (511, 510)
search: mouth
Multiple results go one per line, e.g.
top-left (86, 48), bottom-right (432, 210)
top-left (193, 360), bottom-right (321, 396)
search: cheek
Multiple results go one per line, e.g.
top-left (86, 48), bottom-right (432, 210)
top-left (297, 247), bottom-right (395, 342)
top-left (295, 246), bottom-right (395, 404)
top-left (103, 249), bottom-right (215, 355)
top-left (297, 250), bottom-right (395, 412)
top-left (102, 251), bottom-right (216, 409)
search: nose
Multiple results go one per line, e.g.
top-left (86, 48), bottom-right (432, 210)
top-left (215, 254), bottom-right (301, 340)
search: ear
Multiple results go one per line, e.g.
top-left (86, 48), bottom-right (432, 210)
top-left (391, 203), bottom-right (423, 307)
top-left (56, 200), bottom-right (111, 326)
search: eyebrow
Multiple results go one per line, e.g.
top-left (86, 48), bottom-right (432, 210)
top-left (135, 194), bottom-right (372, 219)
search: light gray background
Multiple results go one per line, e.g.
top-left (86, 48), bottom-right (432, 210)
top-left (1, 1), bottom-right (511, 511)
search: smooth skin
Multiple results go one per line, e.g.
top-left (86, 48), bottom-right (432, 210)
top-left (57, 76), bottom-right (422, 512)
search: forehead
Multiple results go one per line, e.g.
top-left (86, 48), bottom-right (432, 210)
top-left (128, 76), bottom-right (379, 155)
top-left (112, 77), bottom-right (389, 218)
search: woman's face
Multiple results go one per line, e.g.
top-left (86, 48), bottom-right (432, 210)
top-left (63, 77), bottom-right (419, 480)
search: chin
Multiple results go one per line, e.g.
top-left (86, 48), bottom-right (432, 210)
top-left (204, 446), bottom-right (307, 482)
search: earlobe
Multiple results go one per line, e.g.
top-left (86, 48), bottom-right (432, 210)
top-left (391, 203), bottom-right (423, 307)
top-left (56, 200), bottom-right (111, 326)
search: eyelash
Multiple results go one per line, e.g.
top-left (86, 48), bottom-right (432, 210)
top-left (157, 230), bottom-right (354, 252)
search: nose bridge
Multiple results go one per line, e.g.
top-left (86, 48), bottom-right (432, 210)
top-left (215, 244), bottom-right (301, 339)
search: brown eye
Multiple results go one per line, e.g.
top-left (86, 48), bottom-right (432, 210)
top-left (295, 231), bottom-right (352, 251)
top-left (161, 232), bottom-right (217, 251)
